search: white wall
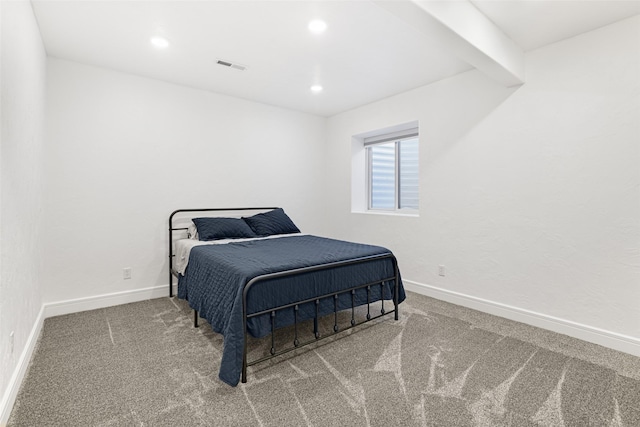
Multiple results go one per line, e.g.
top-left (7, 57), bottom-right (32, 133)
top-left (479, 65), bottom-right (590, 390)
top-left (43, 58), bottom-right (327, 303)
top-left (1, 9), bottom-right (638, 418)
top-left (325, 16), bottom-right (640, 343)
top-left (0, 0), bottom-right (47, 415)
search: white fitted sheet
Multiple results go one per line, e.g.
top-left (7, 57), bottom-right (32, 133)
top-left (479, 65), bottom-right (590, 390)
top-left (174, 233), bottom-right (305, 275)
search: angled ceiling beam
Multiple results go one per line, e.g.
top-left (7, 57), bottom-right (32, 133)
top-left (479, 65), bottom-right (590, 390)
top-left (374, 0), bottom-right (525, 87)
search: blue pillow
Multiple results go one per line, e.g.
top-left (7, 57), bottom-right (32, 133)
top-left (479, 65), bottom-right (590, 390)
top-left (243, 208), bottom-right (300, 236)
top-left (192, 217), bottom-right (258, 241)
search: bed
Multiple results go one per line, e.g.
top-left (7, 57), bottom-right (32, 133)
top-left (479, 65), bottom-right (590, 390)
top-left (169, 207), bottom-right (406, 386)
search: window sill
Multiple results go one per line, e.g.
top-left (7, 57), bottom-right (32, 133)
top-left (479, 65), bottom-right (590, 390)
top-left (351, 210), bottom-right (419, 218)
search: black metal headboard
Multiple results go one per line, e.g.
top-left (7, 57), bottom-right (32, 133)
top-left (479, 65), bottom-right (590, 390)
top-left (168, 207), bottom-right (279, 297)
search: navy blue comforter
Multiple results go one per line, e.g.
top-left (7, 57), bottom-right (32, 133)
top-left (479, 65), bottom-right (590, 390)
top-left (178, 234), bottom-right (405, 386)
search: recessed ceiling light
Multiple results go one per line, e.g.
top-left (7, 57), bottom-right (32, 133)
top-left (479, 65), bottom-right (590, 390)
top-left (308, 19), bottom-right (327, 34)
top-left (150, 36), bottom-right (169, 49)
top-left (310, 85), bottom-right (323, 93)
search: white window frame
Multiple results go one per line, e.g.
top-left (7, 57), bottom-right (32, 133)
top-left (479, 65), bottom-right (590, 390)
top-left (365, 128), bottom-right (419, 213)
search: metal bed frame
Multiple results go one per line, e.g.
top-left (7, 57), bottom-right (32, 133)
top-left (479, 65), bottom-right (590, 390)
top-left (169, 208), bottom-right (400, 383)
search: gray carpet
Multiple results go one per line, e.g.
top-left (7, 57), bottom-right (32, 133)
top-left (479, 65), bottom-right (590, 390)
top-left (8, 292), bottom-right (640, 426)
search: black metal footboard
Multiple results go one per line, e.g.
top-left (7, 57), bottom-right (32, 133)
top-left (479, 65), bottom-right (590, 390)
top-left (240, 253), bottom-right (399, 383)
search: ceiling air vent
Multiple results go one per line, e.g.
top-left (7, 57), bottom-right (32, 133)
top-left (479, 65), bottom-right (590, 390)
top-left (216, 59), bottom-right (247, 72)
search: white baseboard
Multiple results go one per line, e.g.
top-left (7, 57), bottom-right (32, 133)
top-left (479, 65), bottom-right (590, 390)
top-left (43, 284), bottom-right (173, 318)
top-left (403, 280), bottom-right (640, 357)
top-left (1, 284), bottom-right (175, 425)
top-left (0, 306), bottom-right (45, 427)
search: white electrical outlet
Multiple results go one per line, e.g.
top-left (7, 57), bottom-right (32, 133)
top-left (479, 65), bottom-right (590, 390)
top-left (9, 331), bottom-right (15, 354)
top-left (123, 267), bottom-right (132, 279)
top-left (438, 265), bottom-right (446, 277)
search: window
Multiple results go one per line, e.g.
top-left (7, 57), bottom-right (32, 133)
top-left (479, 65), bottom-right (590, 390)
top-left (365, 129), bottom-right (419, 212)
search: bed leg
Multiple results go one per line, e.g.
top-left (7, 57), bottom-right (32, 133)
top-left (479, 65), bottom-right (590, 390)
top-left (242, 316), bottom-right (248, 382)
top-left (394, 258), bottom-right (399, 321)
top-left (194, 310), bottom-right (199, 328)
top-left (242, 328), bottom-right (247, 382)
top-left (333, 295), bottom-right (339, 333)
top-left (313, 299), bottom-right (320, 339)
top-left (394, 288), bottom-right (399, 321)
top-left (242, 338), bottom-right (247, 382)
top-left (169, 230), bottom-right (173, 298)
top-left (242, 287), bottom-right (249, 384)
top-left (293, 305), bottom-right (300, 347)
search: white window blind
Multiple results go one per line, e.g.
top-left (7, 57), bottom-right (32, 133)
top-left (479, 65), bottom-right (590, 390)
top-left (364, 128), bottom-right (418, 146)
top-left (366, 129), bottom-right (419, 211)
top-left (369, 142), bottom-right (396, 210)
top-left (399, 138), bottom-right (419, 209)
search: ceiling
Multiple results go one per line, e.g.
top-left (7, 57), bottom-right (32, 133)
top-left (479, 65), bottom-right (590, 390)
top-left (31, 0), bottom-right (640, 117)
